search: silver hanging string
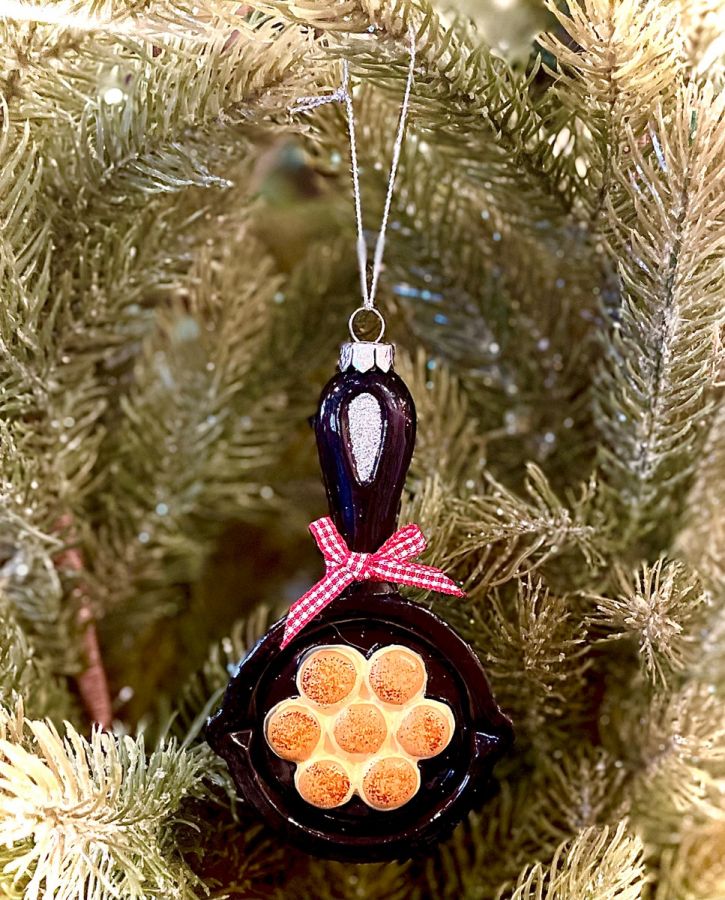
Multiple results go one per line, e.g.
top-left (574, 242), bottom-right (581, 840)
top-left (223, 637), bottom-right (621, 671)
top-left (291, 26), bottom-right (416, 340)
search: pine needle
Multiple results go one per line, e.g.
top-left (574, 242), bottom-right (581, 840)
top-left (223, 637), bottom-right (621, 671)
top-left (588, 559), bottom-right (712, 685)
top-left (466, 577), bottom-right (591, 747)
top-left (505, 821), bottom-right (647, 900)
top-left (594, 83), bottom-right (725, 551)
top-left (0, 705), bottom-right (207, 899)
top-left (448, 465), bottom-right (606, 592)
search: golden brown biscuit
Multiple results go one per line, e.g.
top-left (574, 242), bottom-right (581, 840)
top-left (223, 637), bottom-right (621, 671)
top-left (368, 647), bottom-right (425, 705)
top-left (396, 703), bottom-right (452, 758)
top-left (297, 760), bottom-right (352, 808)
top-left (266, 705), bottom-right (321, 761)
top-left (361, 757), bottom-right (419, 810)
top-left (299, 649), bottom-right (358, 706)
top-left (333, 703), bottom-right (387, 754)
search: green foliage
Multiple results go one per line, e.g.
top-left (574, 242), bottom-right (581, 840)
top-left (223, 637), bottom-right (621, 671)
top-left (0, 105), bottom-right (52, 416)
top-left (0, 509), bottom-right (81, 686)
top-left (675, 401), bottom-right (725, 591)
top-left (281, 860), bottom-right (413, 900)
top-left (425, 748), bottom-right (630, 899)
top-left (464, 577), bottom-right (592, 747)
top-left (594, 84), bottom-right (725, 551)
top-left (446, 465), bottom-right (606, 593)
top-left (161, 607), bottom-right (278, 747)
top-left (0, 705), bottom-right (207, 899)
top-left (92, 230), bottom-right (285, 608)
top-left (0, 594), bottom-right (75, 722)
top-left (588, 559), bottom-right (711, 686)
top-left (297, 0), bottom-right (582, 221)
top-left (504, 821), bottom-right (647, 900)
top-left (656, 818), bottom-right (725, 900)
top-left (1, 0), bottom-right (724, 896)
top-left (398, 349), bottom-right (487, 485)
top-left (541, 0), bottom-right (685, 228)
top-left (613, 682), bottom-right (725, 836)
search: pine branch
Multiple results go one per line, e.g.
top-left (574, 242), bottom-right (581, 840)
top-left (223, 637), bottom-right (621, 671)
top-left (278, 0), bottom-right (582, 226)
top-left (282, 861), bottom-right (412, 900)
top-left (675, 399), bottom-right (725, 592)
top-left (523, 746), bottom-right (631, 845)
top-left (446, 464), bottom-right (606, 593)
top-left (162, 607), bottom-right (278, 748)
top-left (0, 509), bottom-right (81, 683)
top-left (0, 595), bottom-right (76, 723)
top-left (588, 558), bottom-right (712, 686)
top-left (657, 816), bottom-right (725, 900)
top-left (540, 0), bottom-right (686, 230)
top-left (425, 781), bottom-right (533, 900)
top-left (503, 821), bottom-right (647, 900)
top-left (90, 229), bottom-right (286, 618)
top-left (265, 231), bottom-right (358, 371)
top-left (59, 222), bottom-right (295, 714)
top-left (673, 0), bottom-right (725, 74)
top-left (609, 682), bottom-right (725, 837)
top-left (4, 8), bottom-right (319, 210)
top-left (689, 606), bottom-right (725, 687)
top-left (180, 814), bottom-right (285, 899)
top-left (0, 705), bottom-right (207, 899)
top-left (427, 747), bottom-right (630, 899)
top-left (0, 101), bottom-right (53, 419)
top-left (593, 83), bottom-right (725, 551)
top-left (462, 577), bottom-right (591, 748)
top-left (0, 5), bottom-right (325, 535)
top-left (401, 474), bottom-right (459, 571)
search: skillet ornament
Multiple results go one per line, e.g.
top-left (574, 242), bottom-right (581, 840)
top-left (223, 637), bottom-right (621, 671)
top-left (206, 31), bottom-right (512, 861)
top-left (206, 339), bottom-right (513, 860)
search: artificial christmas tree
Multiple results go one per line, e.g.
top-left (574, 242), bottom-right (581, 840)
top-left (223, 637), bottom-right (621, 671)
top-left (1, 0), bottom-right (724, 897)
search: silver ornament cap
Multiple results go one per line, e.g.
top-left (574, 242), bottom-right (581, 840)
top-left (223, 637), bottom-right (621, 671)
top-left (339, 341), bottom-right (395, 373)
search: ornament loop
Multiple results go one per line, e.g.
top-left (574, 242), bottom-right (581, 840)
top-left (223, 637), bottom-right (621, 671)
top-left (348, 306), bottom-right (386, 343)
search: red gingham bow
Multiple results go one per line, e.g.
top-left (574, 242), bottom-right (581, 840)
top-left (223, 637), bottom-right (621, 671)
top-left (281, 517), bottom-right (465, 648)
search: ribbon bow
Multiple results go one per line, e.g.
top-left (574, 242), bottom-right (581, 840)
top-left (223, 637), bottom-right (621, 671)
top-left (281, 517), bottom-right (465, 648)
